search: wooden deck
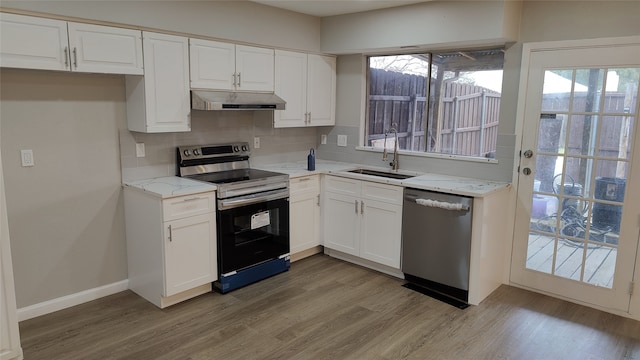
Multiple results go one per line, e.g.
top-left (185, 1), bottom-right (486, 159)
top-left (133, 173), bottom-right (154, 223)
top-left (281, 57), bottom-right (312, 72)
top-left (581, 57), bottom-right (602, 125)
top-left (526, 232), bottom-right (617, 287)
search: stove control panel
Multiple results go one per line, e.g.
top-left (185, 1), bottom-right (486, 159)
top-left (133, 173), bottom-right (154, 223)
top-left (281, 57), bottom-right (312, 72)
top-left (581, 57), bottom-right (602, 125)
top-left (178, 142), bottom-right (251, 160)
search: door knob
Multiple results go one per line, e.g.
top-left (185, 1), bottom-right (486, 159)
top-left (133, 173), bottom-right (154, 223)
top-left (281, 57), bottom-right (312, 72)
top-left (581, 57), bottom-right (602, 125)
top-left (522, 168), bottom-right (532, 175)
top-left (523, 150), bottom-right (534, 158)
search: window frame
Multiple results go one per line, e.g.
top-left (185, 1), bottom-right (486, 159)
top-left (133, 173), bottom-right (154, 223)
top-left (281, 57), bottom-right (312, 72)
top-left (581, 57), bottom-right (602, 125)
top-left (359, 48), bottom-right (504, 164)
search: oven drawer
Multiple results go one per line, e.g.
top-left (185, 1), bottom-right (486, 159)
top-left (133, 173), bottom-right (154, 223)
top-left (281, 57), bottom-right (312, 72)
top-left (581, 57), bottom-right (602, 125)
top-left (162, 192), bottom-right (216, 221)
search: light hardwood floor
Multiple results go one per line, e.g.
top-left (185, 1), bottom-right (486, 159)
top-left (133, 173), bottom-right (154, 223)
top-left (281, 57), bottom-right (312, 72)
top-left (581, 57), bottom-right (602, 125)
top-left (19, 254), bottom-right (640, 360)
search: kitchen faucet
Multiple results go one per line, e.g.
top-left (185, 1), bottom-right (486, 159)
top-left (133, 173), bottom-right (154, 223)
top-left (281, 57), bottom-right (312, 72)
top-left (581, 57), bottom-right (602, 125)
top-left (382, 124), bottom-right (399, 171)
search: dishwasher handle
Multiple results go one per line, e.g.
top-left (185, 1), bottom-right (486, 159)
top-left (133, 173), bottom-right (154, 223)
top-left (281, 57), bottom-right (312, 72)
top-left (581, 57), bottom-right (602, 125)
top-left (414, 198), bottom-right (470, 212)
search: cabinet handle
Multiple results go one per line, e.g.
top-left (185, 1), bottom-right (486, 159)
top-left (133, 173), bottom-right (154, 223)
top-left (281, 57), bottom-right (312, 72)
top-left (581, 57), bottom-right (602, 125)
top-left (72, 47), bottom-right (78, 68)
top-left (182, 196), bottom-right (202, 202)
top-left (317, 194), bottom-right (320, 207)
top-left (361, 201), bottom-right (364, 215)
top-left (168, 225), bottom-right (172, 242)
top-left (354, 200), bottom-right (358, 214)
top-left (297, 177), bottom-right (311, 182)
top-left (232, 73), bottom-right (237, 87)
top-left (237, 72), bottom-right (241, 87)
top-left (64, 46), bottom-right (69, 68)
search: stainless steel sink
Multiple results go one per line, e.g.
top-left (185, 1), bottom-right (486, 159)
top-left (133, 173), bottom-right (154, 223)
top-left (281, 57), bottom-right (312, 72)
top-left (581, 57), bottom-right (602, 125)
top-left (347, 168), bottom-right (416, 180)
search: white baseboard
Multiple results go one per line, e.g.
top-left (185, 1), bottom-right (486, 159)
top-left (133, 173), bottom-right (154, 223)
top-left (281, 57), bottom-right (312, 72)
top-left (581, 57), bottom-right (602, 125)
top-left (17, 279), bottom-right (129, 322)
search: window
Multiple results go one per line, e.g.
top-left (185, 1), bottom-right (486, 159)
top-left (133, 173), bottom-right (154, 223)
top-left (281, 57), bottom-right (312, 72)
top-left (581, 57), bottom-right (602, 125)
top-left (366, 49), bottom-right (504, 159)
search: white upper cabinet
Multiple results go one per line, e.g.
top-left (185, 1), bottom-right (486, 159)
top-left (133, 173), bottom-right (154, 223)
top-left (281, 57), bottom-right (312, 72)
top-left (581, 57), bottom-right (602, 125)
top-left (274, 50), bottom-right (336, 128)
top-left (274, 50), bottom-right (308, 127)
top-left (235, 45), bottom-right (274, 92)
top-left (189, 38), bottom-right (274, 92)
top-left (0, 13), bottom-right (68, 71)
top-left (0, 13), bottom-right (143, 75)
top-left (66, 22), bottom-right (143, 74)
top-left (126, 32), bottom-right (190, 133)
top-left (189, 39), bottom-right (235, 90)
top-left (307, 54), bottom-right (336, 126)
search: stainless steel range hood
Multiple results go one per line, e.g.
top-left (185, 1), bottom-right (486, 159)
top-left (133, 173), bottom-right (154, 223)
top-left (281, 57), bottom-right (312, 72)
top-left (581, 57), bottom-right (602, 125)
top-left (191, 90), bottom-right (286, 110)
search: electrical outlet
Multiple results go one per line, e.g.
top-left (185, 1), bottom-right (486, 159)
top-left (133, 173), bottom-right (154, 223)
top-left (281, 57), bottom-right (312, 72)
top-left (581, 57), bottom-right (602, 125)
top-left (337, 135), bottom-right (348, 147)
top-left (321, 134), bottom-right (327, 145)
top-left (254, 137), bottom-right (260, 149)
top-left (21, 149), bottom-right (34, 167)
top-left (135, 143), bottom-right (145, 158)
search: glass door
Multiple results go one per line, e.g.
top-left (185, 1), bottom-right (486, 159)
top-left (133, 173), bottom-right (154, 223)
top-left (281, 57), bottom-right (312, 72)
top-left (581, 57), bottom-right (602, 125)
top-left (511, 40), bottom-right (640, 312)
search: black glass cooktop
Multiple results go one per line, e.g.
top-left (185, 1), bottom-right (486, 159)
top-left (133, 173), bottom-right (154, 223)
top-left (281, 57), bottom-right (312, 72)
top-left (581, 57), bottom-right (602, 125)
top-left (187, 168), bottom-right (286, 185)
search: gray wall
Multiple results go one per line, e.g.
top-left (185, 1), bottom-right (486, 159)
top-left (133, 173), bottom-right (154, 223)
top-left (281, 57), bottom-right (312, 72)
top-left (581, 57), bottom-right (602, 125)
top-left (321, 0), bottom-right (521, 54)
top-left (0, 1), bottom-right (321, 308)
top-left (317, 0), bottom-right (640, 183)
top-left (0, 69), bottom-right (128, 307)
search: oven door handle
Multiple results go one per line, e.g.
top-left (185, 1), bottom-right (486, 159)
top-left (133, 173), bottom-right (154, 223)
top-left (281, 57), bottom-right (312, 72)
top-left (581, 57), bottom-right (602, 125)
top-left (218, 189), bottom-right (289, 210)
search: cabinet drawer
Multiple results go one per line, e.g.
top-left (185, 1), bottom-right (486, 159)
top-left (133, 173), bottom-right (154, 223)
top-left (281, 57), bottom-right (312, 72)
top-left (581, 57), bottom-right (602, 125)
top-left (324, 175), bottom-right (359, 196)
top-left (362, 182), bottom-right (403, 205)
top-left (162, 192), bottom-right (215, 221)
top-left (290, 175), bottom-right (320, 196)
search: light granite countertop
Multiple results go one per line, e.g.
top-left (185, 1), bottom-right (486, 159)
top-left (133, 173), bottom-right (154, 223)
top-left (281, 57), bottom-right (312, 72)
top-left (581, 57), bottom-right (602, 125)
top-left (123, 176), bottom-right (217, 199)
top-left (125, 161), bottom-right (510, 199)
top-left (255, 160), bottom-right (510, 198)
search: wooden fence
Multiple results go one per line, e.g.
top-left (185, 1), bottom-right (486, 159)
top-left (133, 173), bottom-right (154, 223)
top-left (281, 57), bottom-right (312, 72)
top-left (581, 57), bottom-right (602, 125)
top-left (367, 68), bottom-right (501, 157)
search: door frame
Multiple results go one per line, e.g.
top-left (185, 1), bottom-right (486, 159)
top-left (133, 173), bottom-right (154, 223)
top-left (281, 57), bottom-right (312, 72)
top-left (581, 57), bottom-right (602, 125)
top-left (509, 35), bottom-right (640, 320)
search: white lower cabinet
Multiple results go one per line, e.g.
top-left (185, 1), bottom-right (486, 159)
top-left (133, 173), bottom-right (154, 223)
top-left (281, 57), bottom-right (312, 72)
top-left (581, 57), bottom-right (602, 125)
top-left (124, 189), bottom-right (216, 308)
top-left (289, 175), bottom-right (321, 258)
top-left (323, 176), bottom-right (402, 269)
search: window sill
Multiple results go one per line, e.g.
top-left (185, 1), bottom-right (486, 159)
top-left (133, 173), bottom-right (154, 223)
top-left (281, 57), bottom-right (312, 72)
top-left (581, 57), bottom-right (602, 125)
top-left (355, 146), bottom-right (499, 164)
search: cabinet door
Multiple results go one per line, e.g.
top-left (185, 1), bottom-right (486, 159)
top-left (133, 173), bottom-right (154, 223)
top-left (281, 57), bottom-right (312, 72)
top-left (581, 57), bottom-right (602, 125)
top-left (189, 38), bottom-right (235, 90)
top-left (235, 45), bottom-right (274, 92)
top-left (307, 54), bottom-right (336, 126)
top-left (164, 213), bottom-right (217, 297)
top-left (274, 50), bottom-right (308, 128)
top-left (67, 22), bottom-right (143, 75)
top-left (138, 32), bottom-right (190, 132)
top-left (0, 13), bottom-right (69, 71)
top-left (323, 191), bottom-right (360, 256)
top-left (360, 199), bottom-right (402, 269)
top-left (290, 176), bottom-right (320, 254)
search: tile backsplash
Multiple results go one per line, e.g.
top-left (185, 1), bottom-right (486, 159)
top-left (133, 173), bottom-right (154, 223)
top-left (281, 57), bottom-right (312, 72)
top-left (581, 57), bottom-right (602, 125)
top-left (120, 110), bottom-right (319, 182)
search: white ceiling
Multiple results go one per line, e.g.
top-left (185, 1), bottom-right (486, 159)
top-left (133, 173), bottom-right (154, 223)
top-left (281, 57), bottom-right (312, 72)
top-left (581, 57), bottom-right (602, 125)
top-left (250, 0), bottom-right (434, 17)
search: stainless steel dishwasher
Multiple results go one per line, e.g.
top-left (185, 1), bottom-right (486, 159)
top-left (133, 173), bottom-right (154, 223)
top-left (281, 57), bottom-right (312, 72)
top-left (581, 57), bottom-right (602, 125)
top-left (401, 188), bottom-right (473, 308)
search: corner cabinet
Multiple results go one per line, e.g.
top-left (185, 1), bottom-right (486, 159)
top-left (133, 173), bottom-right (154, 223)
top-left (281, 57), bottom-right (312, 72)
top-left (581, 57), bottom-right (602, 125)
top-left (289, 175), bottom-right (321, 260)
top-left (126, 32), bottom-right (190, 133)
top-left (274, 50), bottom-right (336, 128)
top-left (189, 38), bottom-right (274, 92)
top-left (124, 188), bottom-right (217, 308)
top-left (0, 13), bottom-right (143, 75)
top-left (322, 176), bottom-right (403, 269)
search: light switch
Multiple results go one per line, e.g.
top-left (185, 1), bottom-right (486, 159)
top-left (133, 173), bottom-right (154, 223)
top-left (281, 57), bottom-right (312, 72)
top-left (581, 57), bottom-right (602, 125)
top-left (21, 149), bottom-right (34, 167)
top-left (337, 135), bottom-right (347, 147)
top-left (321, 134), bottom-right (327, 145)
top-left (254, 137), bottom-right (260, 149)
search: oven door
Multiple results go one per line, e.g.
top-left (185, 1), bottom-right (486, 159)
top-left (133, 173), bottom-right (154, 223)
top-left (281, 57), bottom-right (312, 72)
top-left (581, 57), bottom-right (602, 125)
top-left (217, 192), bottom-right (290, 275)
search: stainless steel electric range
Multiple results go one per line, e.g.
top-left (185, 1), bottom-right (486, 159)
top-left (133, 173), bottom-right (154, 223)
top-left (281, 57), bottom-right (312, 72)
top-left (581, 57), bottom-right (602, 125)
top-left (177, 142), bottom-right (290, 293)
